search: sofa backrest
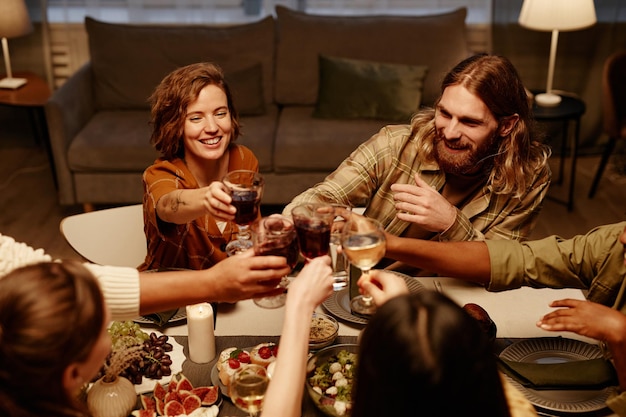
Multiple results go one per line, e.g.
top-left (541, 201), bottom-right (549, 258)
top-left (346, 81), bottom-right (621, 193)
top-left (85, 16), bottom-right (275, 115)
top-left (274, 6), bottom-right (470, 108)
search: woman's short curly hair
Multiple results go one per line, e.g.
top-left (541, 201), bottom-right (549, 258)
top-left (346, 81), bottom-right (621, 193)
top-left (149, 62), bottom-right (241, 160)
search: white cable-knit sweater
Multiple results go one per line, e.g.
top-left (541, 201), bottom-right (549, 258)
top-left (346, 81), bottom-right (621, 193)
top-left (0, 234), bottom-right (140, 321)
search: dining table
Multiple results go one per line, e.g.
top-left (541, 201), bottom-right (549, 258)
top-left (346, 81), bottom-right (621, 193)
top-left (137, 277), bottom-right (619, 417)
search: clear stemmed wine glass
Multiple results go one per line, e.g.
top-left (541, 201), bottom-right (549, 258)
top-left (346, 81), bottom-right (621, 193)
top-left (229, 364), bottom-right (270, 417)
top-left (329, 204), bottom-right (352, 291)
top-left (291, 203), bottom-right (335, 261)
top-left (250, 215), bottom-right (299, 308)
top-left (341, 216), bottom-right (386, 316)
top-left (223, 170), bottom-right (264, 256)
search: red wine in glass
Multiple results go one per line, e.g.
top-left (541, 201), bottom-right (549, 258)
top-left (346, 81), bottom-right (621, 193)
top-left (294, 222), bottom-right (331, 259)
top-left (291, 203), bottom-right (335, 260)
top-left (232, 190), bottom-right (260, 225)
top-left (256, 238), bottom-right (299, 269)
top-left (251, 215), bottom-right (297, 309)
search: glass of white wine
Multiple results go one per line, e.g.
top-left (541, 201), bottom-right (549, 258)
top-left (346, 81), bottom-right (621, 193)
top-left (229, 364), bottom-right (270, 417)
top-left (341, 216), bottom-right (386, 316)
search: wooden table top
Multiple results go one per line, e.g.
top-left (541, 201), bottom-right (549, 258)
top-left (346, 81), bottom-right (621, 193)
top-left (0, 72), bottom-right (51, 107)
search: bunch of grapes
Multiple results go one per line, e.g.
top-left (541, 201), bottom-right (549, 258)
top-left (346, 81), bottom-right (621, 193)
top-left (108, 320), bottom-right (150, 350)
top-left (94, 321), bottom-right (174, 385)
top-left (122, 332), bottom-right (174, 384)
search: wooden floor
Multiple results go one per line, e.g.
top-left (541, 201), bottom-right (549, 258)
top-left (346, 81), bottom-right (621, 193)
top-left (1, 105), bottom-right (626, 262)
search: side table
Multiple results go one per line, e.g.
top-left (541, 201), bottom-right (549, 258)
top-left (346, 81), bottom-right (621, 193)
top-left (0, 71), bottom-right (56, 188)
top-left (532, 94), bottom-right (586, 212)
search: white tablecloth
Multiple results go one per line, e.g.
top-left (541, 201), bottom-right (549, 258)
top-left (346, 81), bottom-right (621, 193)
top-left (150, 277), bottom-right (596, 344)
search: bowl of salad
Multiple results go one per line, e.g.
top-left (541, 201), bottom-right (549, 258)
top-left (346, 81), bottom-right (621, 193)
top-left (306, 344), bottom-right (358, 417)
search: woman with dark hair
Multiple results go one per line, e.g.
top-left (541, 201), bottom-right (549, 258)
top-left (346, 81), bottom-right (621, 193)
top-left (354, 291), bottom-right (511, 417)
top-left (140, 62), bottom-right (259, 271)
top-left (261, 257), bottom-right (537, 417)
top-left (0, 261), bottom-right (111, 417)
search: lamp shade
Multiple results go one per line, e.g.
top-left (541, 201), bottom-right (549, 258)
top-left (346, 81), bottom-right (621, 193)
top-left (0, 0), bottom-right (33, 39)
top-left (519, 0), bottom-right (596, 32)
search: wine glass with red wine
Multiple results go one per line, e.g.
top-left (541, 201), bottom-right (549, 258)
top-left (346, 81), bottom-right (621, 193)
top-left (223, 170), bottom-right (264, 256)
top-left (250, 215), bottom-right (299, 308)
top-left (291, 203), bottom-right (335, 261)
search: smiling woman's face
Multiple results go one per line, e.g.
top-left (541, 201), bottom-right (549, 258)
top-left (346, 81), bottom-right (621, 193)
top-left (183, 84), bottom-right (232, 166)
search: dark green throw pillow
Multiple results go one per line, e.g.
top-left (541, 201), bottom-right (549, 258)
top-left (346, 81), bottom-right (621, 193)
top-left (314, 55), bottom-right (428, 122)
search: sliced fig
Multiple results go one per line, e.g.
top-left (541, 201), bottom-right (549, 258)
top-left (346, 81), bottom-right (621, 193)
top-left (201, 386), bottom-right (220, 406)
top-left (163, 400), bottom-right (185, 416)
top-left (177, 374), bottom-right (194, 392)
top-left (182, 394), bottom-right (202, 414)
top-left (155, 398), bottom-right (165, 416)
top-left (164, 390), bottom-right (182, 404)
top-left (190, 387), bottom-right (210, 398)
top-left (154, 381), bottom-right (167, 402)
top-left (167, 378), bottom-right (178, 393)
top-left (177, 389), bottom-right (192, 400)
top-left (140, 394), bottom-right (156, 412)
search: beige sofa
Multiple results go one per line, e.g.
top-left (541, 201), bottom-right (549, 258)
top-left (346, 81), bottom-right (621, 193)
top-left (45, 6), bottom-right (470, 208)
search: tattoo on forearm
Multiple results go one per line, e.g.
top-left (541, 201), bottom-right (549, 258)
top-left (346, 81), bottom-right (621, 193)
top-left (170, 190), bottom-right (185, 212)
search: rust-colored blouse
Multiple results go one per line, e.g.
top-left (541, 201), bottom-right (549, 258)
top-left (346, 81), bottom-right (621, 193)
top-left (139, 144), bottom-right (258, 271)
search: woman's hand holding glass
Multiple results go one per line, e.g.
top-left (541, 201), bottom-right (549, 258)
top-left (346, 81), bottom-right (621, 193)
top-left (357, 269), bottom-right (409, 307)
top-left (203, 181), bottom-right (238, 221)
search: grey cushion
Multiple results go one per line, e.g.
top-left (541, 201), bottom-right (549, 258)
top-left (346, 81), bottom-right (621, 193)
top-left (314, 55), bottom-right (428, 122)
top-left (85, 16), bottom-right (275, 113)
top-left (274, 5), bottom-right (470, 107)
top-left (68, 110), bottom-right (158, 172)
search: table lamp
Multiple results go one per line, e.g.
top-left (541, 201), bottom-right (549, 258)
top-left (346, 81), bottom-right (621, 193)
top-left (518, 0), bottom-right (596, 107)
top-left (0, 0), bottom-right (33, 89)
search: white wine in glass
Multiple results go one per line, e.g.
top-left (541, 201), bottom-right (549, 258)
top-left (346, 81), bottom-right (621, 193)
top-left (229, 364), bottom-right (269, 417)
top-left (341, 217), bottom-right (386, 316)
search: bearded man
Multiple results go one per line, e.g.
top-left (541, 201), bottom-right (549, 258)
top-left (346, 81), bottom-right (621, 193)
top-left (283, 54), bottom-right (551, 271)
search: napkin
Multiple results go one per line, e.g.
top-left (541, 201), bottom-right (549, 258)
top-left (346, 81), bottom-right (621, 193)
top-left (143, 308), bottom-right (178, 327)
top-left (498, 357), bottom-right (618, 390)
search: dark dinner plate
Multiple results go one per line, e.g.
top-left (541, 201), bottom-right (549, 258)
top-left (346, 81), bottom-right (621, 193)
top-left (499, 338), bottom-right (618, 413)
top-left (322, 272), bottom-right (425, 325)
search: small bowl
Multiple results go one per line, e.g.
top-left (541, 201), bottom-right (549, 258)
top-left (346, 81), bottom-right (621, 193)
top-left (309, 312), bottom-right (339, 350)
top-left (306, 344), bottom-right (358, 417)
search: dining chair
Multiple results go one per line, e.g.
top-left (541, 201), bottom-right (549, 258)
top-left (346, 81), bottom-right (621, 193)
top-left (588, 49), bottom-right (626, 199)
top-left (59, 204), bottom-right (146, 268)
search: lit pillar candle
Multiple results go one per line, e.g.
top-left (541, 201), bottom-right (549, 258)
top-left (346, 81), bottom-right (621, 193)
top-left (185, 302), bottom-right (216, 363)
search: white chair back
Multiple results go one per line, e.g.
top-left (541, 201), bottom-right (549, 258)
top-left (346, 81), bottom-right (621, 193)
top-left (60, 204), bottom-right (146, 268)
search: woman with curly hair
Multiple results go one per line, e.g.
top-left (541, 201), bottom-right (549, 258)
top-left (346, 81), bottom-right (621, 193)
top-left (141, 62), bottom-right (259, 271)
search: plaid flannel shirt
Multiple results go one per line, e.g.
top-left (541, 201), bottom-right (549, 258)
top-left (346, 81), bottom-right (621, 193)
top-left (284, 124), bottom-right (551, 242)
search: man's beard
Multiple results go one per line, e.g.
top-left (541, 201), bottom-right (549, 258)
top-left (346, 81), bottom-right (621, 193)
top-left (433, 133), bottom-right (499, 176)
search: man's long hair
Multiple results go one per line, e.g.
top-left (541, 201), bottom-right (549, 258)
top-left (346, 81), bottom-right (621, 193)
top-left (411, 54), bottom-right (550, 198)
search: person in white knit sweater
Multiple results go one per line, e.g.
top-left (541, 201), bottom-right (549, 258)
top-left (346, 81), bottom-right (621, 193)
top-left (0, 234), bottom-right (290, 321)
